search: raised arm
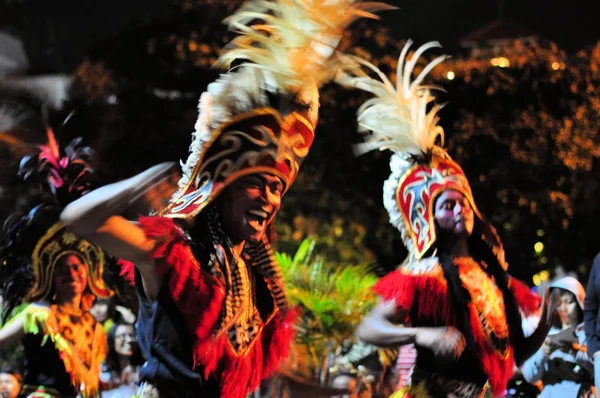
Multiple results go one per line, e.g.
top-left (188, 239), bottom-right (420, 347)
top-left (0, 314), bottom-right (25, 347)
top-left (60, 162), bottom-right (177, 298)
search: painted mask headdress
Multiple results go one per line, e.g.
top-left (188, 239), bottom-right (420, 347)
top-left (339, 40), bottom-right (506, 265)
top-left (163, 0), bottom-right (393, 220)
top-left (0, 128), bottom-right (112, 320)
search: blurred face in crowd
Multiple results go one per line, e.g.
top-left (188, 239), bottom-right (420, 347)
top-left (219, 173), bottom-right (283, 244)
top-left (0, 373), bottom-right (19, 398)
top-left (90, 299), bottom-right (109, 323)
top-left (52, 254), bottom-right (88, 301)
top-left (556, 289), bottom-right (579, 327)
top-left (114, 324), bottom-right (137, 357)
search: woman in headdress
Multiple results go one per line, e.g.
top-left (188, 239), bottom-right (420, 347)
top-left (0, 130), bottom-right (113, 398)
top-left (338, 41), bottom-right (552, 397)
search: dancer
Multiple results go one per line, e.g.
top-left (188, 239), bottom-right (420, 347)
top-left (60, 1), bottom-right (391, 397)
top-left (0, 131), bottom-right (113, 398)
top-left (339, 41), bottom-right (550, 397)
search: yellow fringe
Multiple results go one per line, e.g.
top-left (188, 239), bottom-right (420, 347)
top-left (22, 305), bottom-right (107, 398)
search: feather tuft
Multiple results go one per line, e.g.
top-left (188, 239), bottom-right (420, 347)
top-left (338, 40), bottom-right (448, 157)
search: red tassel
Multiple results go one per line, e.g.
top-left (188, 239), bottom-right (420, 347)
top-left (466, 306), bottom-right (515, 396)
top-left (261, 307), bottom-right (299, 377)
top-left (375, 266), bottom-right (518, 395)
top-left (117, 259), bottom-right (136, 286)
top-left (374, 269), bottom-right (452, 324)
top-left (134, 216), bottom-right (296, 398)
top-left (509, 277), bottom-right (541, 316)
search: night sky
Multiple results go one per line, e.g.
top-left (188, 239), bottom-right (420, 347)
top-left (1, 0), bottom-right (598, 73)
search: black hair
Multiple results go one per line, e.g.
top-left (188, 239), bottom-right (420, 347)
top-left (103, 322), bottom-right (145, 374)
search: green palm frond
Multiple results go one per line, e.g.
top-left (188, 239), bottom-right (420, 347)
top-left (278, 237), bottom-right (378, 372)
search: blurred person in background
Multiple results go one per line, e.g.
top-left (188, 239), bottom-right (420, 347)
top-left (523, 276), bottom-right (593, 397)
top-left (0, 129), bottom-right (119, 398)
top-left (101, 322), bottom-right (144, 397)
top-left (0, 370), bottom-right (20, 398)
top-left (90, 297), bottom-right (136, 333)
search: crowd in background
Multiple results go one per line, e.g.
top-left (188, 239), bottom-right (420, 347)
top-left (1, 255), bottom-right (600, 398)
top-left (1, 295), bottom-right (142, 398)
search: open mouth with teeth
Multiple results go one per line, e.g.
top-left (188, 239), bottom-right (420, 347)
top-left (246, 209), bottom-right (270, 231)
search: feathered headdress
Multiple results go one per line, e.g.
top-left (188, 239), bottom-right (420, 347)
top-left (163, 0), bottom-right (392, 220)
top-left (339, 40), bottom-right (505, 264)
top-left (0, 127), bottom-right (111, 321)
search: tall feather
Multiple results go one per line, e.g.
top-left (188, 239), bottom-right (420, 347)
top-left (215, 0), bottom-right (395, 93)
top-left (338, 40), bottom-right (448, 157)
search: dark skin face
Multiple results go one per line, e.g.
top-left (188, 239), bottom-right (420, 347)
top-left (52, 254), bottom-right (88, 301)
top-left (218, 173), bottom-right (283, 244)
top-left (434, 190), bottom-right (474, 239)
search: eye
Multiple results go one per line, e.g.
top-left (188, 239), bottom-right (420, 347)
top-left (443, 201), bottom-right (454, 210)
top-left (270, 183), bottom-right (283, 195)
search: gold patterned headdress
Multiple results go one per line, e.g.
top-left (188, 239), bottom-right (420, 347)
top-left (0, 128), bottom-right (113, 319)
top-left (163, 0), bottom-right (393, 219)
top-left (25, 222), bottom-right (111, 302)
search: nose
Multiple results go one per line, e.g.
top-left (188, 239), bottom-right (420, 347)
top-left (454, 203), bottom-right (464, 215)
top-left (68, 266), bottom-right (80, 278)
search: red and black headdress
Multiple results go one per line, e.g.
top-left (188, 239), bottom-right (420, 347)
top-left (339, 41), bottom-right (506, 265)
top-left (162, 0), bottom-right (392, 220)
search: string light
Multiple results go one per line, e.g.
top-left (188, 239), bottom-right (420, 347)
top-left (491, 57), bottom-right (511, 68)
top-left (534, 242), bottom-right (544, 254)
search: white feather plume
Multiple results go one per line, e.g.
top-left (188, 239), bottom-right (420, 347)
top-left (338, 40), bottom-right (448, 157)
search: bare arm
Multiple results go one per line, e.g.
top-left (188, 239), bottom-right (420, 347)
top-left (60, 162), bottom-right (177, 299)
top-left (357, 299), bottom-right (466, 361)
top-left (0, 315), bottom-right (25, 347)
top-left (357, 300), bottom-right (418, 347)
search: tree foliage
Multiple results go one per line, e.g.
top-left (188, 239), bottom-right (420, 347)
top-left (64, 4), bottom-right (600, 282)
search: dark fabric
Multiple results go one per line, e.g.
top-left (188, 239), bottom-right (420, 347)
top-left (135, 269), bottom-right (220, 397)
top-left (584, 253), bottom-right (600, 357)
top-left (20, 333), bottom-right (77, 397)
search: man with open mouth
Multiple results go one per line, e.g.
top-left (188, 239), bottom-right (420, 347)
top-left (59, 1), bottom-right (390, 397)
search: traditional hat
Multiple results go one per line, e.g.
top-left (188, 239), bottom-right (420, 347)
top-left (0, 128), bottom-right (111, 319)
top-left (162, 0), bottom-right (393, 219)
top-left (339, 40), bottom-right (505, 265)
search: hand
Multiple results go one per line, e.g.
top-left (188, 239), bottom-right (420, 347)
top-left (542, 338), bottom-right (554, 357)
top-left (415, 326), bottom-right (466, 362)
top-left (115, 305), bottom-right (136, 324)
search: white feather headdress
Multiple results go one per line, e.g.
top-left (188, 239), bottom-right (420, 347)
top-left (338, 40), bottom-right (452, 259)
top-left (174, 0), bottom-right (392, 198)
top-left (216, 0), bottom-right (394, 93)
top-left (339, 40), bottom-right (448, 158)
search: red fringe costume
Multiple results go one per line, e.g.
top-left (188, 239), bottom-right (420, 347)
top-left (374, 260), bottom-right (540, 397)
top-left (341, 41), bottom-right (545, 398)
top-left (120, 217), bottom-right (297, 398)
